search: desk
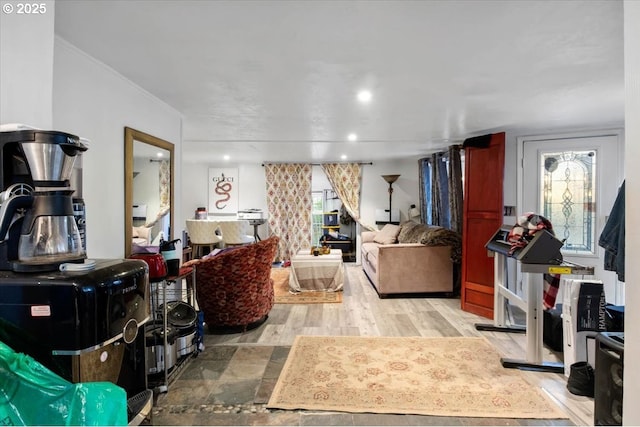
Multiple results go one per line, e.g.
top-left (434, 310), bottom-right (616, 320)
top-left (248, 218), bottom-right (266, 241)
top-left (289, 249), bottom-right (344, 292)
top-left (476, 252), bottom-right (594, 373)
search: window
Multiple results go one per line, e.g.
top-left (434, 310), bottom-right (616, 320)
top-left (540, 150), bottom-right (596, 255)
top-left (311, 191), bottom-right (324, 246)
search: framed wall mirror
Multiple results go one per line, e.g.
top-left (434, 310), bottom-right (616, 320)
top-left (124, 127), bottom-right (174, 258)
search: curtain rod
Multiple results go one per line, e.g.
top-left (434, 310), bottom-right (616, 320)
top-left (261, 161), bottom-right (373, 167)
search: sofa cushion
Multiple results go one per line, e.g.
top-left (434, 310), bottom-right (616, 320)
top-left (373, 224), bottom-right (401, 244)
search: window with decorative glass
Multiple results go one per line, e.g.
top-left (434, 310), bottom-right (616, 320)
top-left (539, 150), bottom-right (596, 256)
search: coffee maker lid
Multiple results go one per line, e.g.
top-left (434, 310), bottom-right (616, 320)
top-left (0, 123), bottom-right (39, 132)
top-left (0, 129), bottom-right (87, 151)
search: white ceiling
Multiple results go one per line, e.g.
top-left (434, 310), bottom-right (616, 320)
top-left (54, 0), bottom-right (625, 164)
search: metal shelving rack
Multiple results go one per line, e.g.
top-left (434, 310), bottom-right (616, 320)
top-left (148, 266), bottom-right (197, 393)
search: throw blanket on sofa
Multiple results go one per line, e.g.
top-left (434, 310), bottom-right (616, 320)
top-left (397, 221), bottom-right (462, 264)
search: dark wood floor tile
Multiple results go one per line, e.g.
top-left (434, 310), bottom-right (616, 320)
top-left (254, 377), bottom-right (277, 404)
top-left (262, 346), bottom-right (291, 379)
top-left (516, 419), bottom-right (576, 426)
top-left (150, 409), bottom-right (198, 426)
top-left (155, 379), bottom-right (218, 406)
top-left (460, 417), bottom-right (521, 426)
top-left (190, 412), bottom-right (253, 426)
top-left (299, 412), bottom-right (355, 425)
top-left (264, 305), bottom-right (290, 324)
top-left (351, 413), bottom-right (466, 426)
top-left (192, 411), bottom-right (301, 426)
top-left (422, 310), bottom-right (464, 337)
top-left (198, 343), bottom-right (238, 360)
top-left (178, 358), bottom-right (228, 381)
top-left (205, 378), bottom-right (262, 405)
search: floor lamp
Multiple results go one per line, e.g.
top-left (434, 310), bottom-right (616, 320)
top-left (381, 174), bottom-right (400, 223)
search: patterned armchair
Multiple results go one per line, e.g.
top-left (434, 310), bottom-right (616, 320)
top-left (183, 235), bottom-right (279, 333)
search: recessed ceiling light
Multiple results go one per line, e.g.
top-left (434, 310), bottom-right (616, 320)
top-left (357, 90), bottom-right (372, 103)
top-left (156, 152), bottom-right (164, 158)
top-left (347, 133), bottom-right (358, 141)
top-left (341, 154), bottom-right (347, 160)
top-left (223, 154), bottom-right (230, 161)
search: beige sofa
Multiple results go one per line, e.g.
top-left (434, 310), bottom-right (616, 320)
top-left (360, 221), bottom-right (461, 297)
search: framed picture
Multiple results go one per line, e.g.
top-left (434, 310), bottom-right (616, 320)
top-left (208, 168), bottom-right (238, 214)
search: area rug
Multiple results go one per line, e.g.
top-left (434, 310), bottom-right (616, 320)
top-left (267, 336), bottom-right (567, 419)
top-left (271, 268), bottom-right (342, 304)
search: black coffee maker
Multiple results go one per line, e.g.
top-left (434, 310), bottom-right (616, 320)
top-left (0, 130), bottom-right (87, 272)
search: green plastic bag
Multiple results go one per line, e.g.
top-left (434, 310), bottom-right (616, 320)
top-left (0, 341), bottom-right (127, 426)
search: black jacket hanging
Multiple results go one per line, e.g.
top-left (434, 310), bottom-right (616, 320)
top-left (598, 180), bottom-right (625, 282)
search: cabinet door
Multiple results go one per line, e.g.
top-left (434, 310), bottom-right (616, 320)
top-left (461, 132), bottom-right (505, 319)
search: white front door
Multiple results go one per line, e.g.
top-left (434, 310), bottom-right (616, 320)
top-left (519, 131), bottom-right (624, 304)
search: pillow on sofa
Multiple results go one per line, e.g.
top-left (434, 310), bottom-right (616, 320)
top-left (374, 224), bottom-right (401, 244)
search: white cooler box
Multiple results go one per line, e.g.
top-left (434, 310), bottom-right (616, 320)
top-left (561, 279), bottom-right (606, 377)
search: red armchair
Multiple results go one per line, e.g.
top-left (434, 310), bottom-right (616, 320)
top-left (184, 235), bottom-right (279, 333)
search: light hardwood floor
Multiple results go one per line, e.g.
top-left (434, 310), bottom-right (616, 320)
top-left (200, 263), bottom-right (594, 426)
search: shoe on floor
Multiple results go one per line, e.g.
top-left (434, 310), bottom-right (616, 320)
top-left (566, 361), bottom-right (595, 398)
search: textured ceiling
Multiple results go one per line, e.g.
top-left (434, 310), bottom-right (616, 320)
top-left (54, 0), bottom-right (624, 163)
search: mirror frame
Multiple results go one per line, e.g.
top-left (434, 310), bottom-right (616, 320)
top-left (124, 127), bottom-right (175, 258)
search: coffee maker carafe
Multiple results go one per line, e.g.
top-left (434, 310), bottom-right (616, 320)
top-left (0, 130), bottom-right (87, 272)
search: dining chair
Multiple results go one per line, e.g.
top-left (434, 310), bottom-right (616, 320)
top-left (185, 219), bottom-right (222, 258)
top-left (217, 220), bottom-right (255, 247)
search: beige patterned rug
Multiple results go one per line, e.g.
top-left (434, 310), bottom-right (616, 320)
top-left (271, 268), bottom-right (342, 304)
top-left (267, 336), bottom-right (567, 419)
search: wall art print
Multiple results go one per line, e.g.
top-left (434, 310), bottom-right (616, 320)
top-left (208, 168), bottom-right (238, 214)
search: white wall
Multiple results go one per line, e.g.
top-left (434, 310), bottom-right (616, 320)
top-left (623, 1), bottom-right (639, 423)
top-left (181, 162), bottom-right (268, 238)
top-left (0, 1), bottom-right (55, 128)
top-left (360, 158), bottom-right (421, 227)
top-left (52, 38), bottom-right (183, 259)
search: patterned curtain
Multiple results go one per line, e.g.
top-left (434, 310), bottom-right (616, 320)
top-left (264, 163), bottom-right (313, 261)
top-left (159, 159), bottom-right (170, 210)
top-left (448, 145), bottom-right (463, 234)
top-left (321, 163), bottom-right (376, 231)
top-left (144, 159), bottom-right (171, 228)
